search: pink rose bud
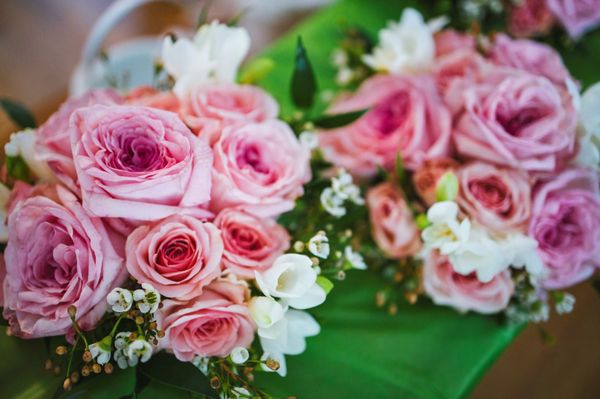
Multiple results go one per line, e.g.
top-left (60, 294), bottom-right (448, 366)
top-left (125, 86), bottom-right (180, 113)
top-left (412, 158), bottom-right (459, 206)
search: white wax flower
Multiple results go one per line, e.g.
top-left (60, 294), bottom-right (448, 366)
top-left (106, 288), bottom-right (133, 313)
top-left (126, 339), bottom-right (153, 366)
top-left (344, 246), bottom-right (367, 270)
top-left (363, 8), bottom-right (445, 74)
top-left (162, 21), bottom-right (250, 97)
top-left (555, 293), bottom-right (575, 315)
top-left (192, 356), bottom-right (210, 376)
top-left (230, 347), bottom-right (250, 364)
top-left (331, 169), bottom-right (364, 205)
top-left (133, 283), bottom-right (161, 314)
top-left (4, 129), bottom-right (55, 182)
top-left (308, 231), bottom-right (330, 259)
top-left (320, 187), bottom-right (346, 217)
top-left (299, 131), bottom-right (319, 150)
top-left (89, 336), bottom-right (112, 365)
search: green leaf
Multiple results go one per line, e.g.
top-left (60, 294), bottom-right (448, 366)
top-left (312, 109), bottom-right (367, 129)
top-left (592, 278), bottom-right (600, 296)
top-left (290, 37), bottom-right (317, 109)
top-left (138, 352), bottom-right (217, 398)
top-left (415, 213), bottom-right (430, 230)
top-left (196, 0), bottom-right (213, 29)
top-left (0, 98), bottom-right (36, 129)
top-left (395, 153), bottom-right (406, 187)
top-left (0, 310), bottom-right (8, 327)
top-left (435, 171), bottom-right (458, 202)
top-left (316, 276), bottom-right (334, 295)
top-left (6, 155), bottom-right (31, 183)
top-left (239, 58), bottom-right (276, 85)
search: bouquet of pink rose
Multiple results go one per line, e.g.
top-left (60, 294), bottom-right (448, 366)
top-left (0, 19), bottom-right (367, 398)
top-left (316, 7), bottom-right (600, 321)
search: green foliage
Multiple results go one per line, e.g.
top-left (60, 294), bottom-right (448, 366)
top-left (316, 276), bottom-right (334, 294)
top-left (435, 171), bottom-right (459, 202)
top-left (0, 98), bottom-right (36, 129)
top-left (312, 109), bottom-right (367, 129)
top-left (6, 155), bottom-right (32, 183)
top-left (239, 58), bottom-right (276, 85)
top-left (290, 37), bottom-right (318, 109)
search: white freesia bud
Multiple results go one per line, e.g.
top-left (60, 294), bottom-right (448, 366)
top-left (89, 336), bottom-right (112, 365)
top-left (255, 254), bottom-right (326, 310)
top-left (107, 288), bottom-right (133, 313)
top-left (4, 129), bottom-right (55, 182)
top-left (320, 187), bottom-right (346, 217)
top-left (249, 296), bottom-right (285, 331)
top-left (344, 246), bottom-right (367, 270)
top-left (230, 347), bottom-right (250, 364)
top-left (162, 21), bottom-right (250, 97)
top-left (308, 231), bottom-right (330, 259)
top-left (133, 283), bottom-right (161, 314)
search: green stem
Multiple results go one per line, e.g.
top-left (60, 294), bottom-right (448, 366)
top-left (66, 336), bottom-right (79, 377)
top-left (109, 313), bottom-right (127, 338)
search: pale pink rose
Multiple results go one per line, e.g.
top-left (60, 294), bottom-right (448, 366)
top-left (6, 181), bottom-right (59, 215)
top-left (412, 158), bottom-right (460, 206)
top-left (71, 105), bottom-right (213, 221)
top-left (126, 215), bottom-right (223, 299)
top-left (214, 208), bottom-right (289, 278)
top-left (547, 0), bottom-right (600, 39)
top-left (158, 280), bottom-right (255, 360)
top-left (434, 29), bottom-right (476, 58)
top-left (319, 74), bottom-right (452, 176)
top-left (489, 34), bottom-right (571, 86)
top-left (423, 251), bottom-right (514, 314)
top-left (507, 0), bottom-right (555, 37)
top-left (36, 89), bottom-right (123, 192)
top-left (453, 69), bottom-right (577, 172)
top-left (366, 182), bottom-right (421, 259)
top-left (457, 162), bottom-right (532, 232)
top-left (529, 168), bottom-right (600, 289)
top-left (2, 185), bottom-right (126, 338)
top-left (125, 86), bottom-right (180, 113)
top-left (181, 83), bottom-right (279, 144)
top-left (0, 255), bottom-right (5, 308)
top-left (210, 120), bottom-right (310, 217)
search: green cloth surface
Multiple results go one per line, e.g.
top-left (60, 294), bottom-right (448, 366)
top-left (2, 0), bottom-right (599, 398)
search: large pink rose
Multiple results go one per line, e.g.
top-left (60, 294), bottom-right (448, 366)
top-left (210, 120), bottom-right (310, 217)
top-left (126, 215), bottom-right (223, 299)
top-left (529, 168), bottom-right (600, 289)
top-left (457, 162), bottom-right (532, 232)
top-left (366, 182), bottom-right (421, 259)
top-left (214, 208), bottom-right (289, 278)
top-left (36, 89), bottom-right (123, 191)
top-left (507, 0), bottom-right (555, 37)
top-left (2, 185), bottom-right (126, 338)
top-left (453, 69), bottom-right (576, 172)
top-left (489, 34), bottom-right (571, 86)
top-left (412, 158), bottom-right (460, 206)
top-left (158, 280), bottom-right (255, 360)
top-left (70, 105), bottom-right (213, 221)
top-left (181, 83), bottom-right (279, 144)
top-left (547, 0), bottom-right (600, 39)
top-left (423, 251), bottom-right (514, 314)
top-left (319, 74), bottom-right (452, 176)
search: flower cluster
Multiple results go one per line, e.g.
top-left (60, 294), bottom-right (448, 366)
top-left (321, 8), bottom-right (600, 321)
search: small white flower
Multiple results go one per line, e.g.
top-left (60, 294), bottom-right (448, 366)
top-left (331, 170), bottom-right (364, 205)
top-left (107, 288), bottom-right (133, 313)
top-left (89, 336), bottom-right (112, 365)
top-left (126, 339), bottom-right (153, 366)
top-left (555, 293), bottom-right (576, 315)
top-left (260, 351), bottom-right (287, 377)
top-left (320, 187), bottom-right (346, 217)
top-left (192, 356), bottom-right (210, 376)
top-left (500, 233), bottom-right (546, 278)
top-left (230, 347), bottom-right (250, 364)
top-left (260, 310), bottom-right (320, 360)
top-left (422, 201), bottom-right (470, 255)
top-left (4, 129), bottom-right (55, 182)
top-left (299, 131), bottom-right (319, 150)
top-left (336, 67), bottom-right (354, 86)
top-left (133, 283), bottom-right (161, 314)
top-left (576, 81), bottom-right (600, 168)
top-left (308, 231), bottom-right (330, 259)
top-left (331, 48), bottom-right (348, 67)
top-left (448, 227), bottom-right (507, 283)
top-left (344, 246), bottom-right (367, 270)
top-left (248, 296), bottom-right (286, 337)
top-left (530, 301), bottom-right (550, 323)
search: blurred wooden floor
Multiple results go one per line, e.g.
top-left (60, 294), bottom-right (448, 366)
top-left (0, 1), bottom-right (599, 398)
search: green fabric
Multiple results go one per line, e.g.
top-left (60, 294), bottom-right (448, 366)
top-left (2, 0), bottom-right (599, 398)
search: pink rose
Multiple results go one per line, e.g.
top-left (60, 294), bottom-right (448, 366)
top-left (181, 84), bottom-right (279, 144)
top-left (210, 120), bottom-right (310, 217)
top-left (412, 158), bottom-right (460, 205)
top-left (214, 208), bottom-right (290, 278)
top-left (423, 251), bottom-right (514, 314)
top-left (529, 168), bottom-right (600, 289)
top-left (126, 215), bottom-right (223, 299)
top-left (2, 185), bottom-right (126, 338)
top-left (125, 86), bottom-right (180, 113)
top-left (434, 29), bottom-right (476, 58)
top-left (457, 162), bottom-right (532, 232)
top-left (507, 0), bottom-right (555, 37)
top-left (547, 0), bottom-right (600, 39)
top-left (71, 105), bottom-right (213, 221)
top-left (319, 74), bottom-right (452, 176)
top-left (36, 89), bottom-right (123, 192)
top-left (453, 69), bottom-right (576, 172)
top-left (158, 280), bottom-right (255, 360)
top-left (489, 34), bottom-right (571, 86)
top-left (366, 182), bottom-right (421, 258)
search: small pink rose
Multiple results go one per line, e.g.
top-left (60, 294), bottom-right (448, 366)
top-left (507, 0), bottom-right (555, 38)
top-left (215, 208), bottom-right (290, 278)
top-left (366, 182), bottom-right (421, 259)
top-left (210, 120), bottom-right (310, 217)
top-left (3, 185), bottom-right (126, 338)
top-left (412, 158), bottom-right (460, 206)
top-left (71, 105), bottom-right (213, 221)
top-left (158, 280), bottom-right (255, 360)
top-left (319, 74), bottom-right (452, 176)
top-left (126, 214), bottom-right (223, 299)
top-left (423, 251), bottom-right (514, 314)
top-left (125, 86), bottom-right (180, 113)
top-left (457, 162), bottom-right (532, 232)
top-left (547, 0), bottom-right (600, 39)
top-left (434, 29), bottom-right (476, 58)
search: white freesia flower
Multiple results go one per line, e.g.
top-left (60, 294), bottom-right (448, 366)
top-left (499, 233), bottom-right (546, 278)
top-left (133, 283), bottom-right (161, 314)
top-left (126, 339), bottom-right (153, 366)
top-left (4, 129), bottom-right (55, 182)
top-left (106, 288), bottom-right (133, 313)
top-left (422, 201), bottom-right (470, 255)
top-left (230, 347), bottom-right (250, 364)
top-left (299, 131), bottom-right (319, 150)
top-left (249, 296), bottom-right (286, 338)
top-left (363, 8), bottom-right (445, 74)
top-left (89, 336), bottom-right (112, 365)
top-left (320, 187), bottom-right (346, 217)
top-left (576, 81), bottom-right (600, 167)
top-left (0, 183), bottom-right (10, 242)
top-left (162, 20), bottom-right (250, 97)
top-left (255, 254), bottom-right (326, 310)
top-left (344, 246), bottom-right (367, 270)
top-left (308, 231), bottom-right (330, 259)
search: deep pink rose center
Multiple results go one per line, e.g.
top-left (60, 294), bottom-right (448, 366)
top-left (367, 91), bottom-right (410, 136)
top-left (468, 176), bottom-right (512, 214)
top-left (153, 233), bottom-right (199, 282)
